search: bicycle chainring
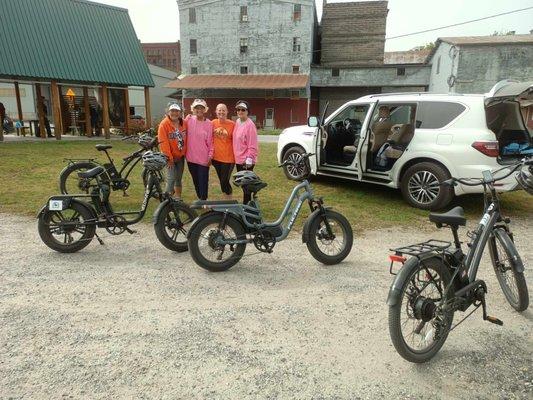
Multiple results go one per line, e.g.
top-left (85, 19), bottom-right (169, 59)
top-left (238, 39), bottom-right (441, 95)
top-left (253, 230), bottom-right (276, 253)
top-left (105, 215), bottom-right (127, 235)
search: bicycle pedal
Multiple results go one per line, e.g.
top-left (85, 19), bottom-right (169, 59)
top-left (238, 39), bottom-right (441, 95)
top-left (485, 315), bottom-right (504, 326)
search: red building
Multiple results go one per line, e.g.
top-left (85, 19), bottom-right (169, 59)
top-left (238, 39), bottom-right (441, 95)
top-left (167, 74), bottom-right (318, 129)
top-left (141, 42), bottom-right (181, 73)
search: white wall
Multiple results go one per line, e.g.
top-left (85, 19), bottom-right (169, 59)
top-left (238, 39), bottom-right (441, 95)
top-left (428, 42), bottom-right (459, 93)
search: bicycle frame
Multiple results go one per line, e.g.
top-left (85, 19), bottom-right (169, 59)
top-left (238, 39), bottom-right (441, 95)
top-left (209, 180), bottom-right (316, 243)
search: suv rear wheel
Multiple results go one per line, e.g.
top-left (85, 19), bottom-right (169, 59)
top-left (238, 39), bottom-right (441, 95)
top-left (400, 162), bottom-right (453, 210)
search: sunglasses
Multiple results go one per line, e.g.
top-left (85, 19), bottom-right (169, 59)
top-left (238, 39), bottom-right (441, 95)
top-left (236, 108), bottom-right (247, 112)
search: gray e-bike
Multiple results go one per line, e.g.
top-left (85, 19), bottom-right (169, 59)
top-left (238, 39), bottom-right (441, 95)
top-left (187, 153), bottom-right (354, 271)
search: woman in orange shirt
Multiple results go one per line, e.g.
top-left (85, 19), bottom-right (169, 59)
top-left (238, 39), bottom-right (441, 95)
top-left (211, 103), bottom-right (236, 199)
top-left (157, 103), bottom-right (187, 199)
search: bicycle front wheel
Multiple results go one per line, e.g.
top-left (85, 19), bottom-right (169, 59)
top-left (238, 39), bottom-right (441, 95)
top-left (388, 257), bottom-right (454, 363)
top-left (59, 161), bottom-right (98, 194)
top-left (154, 201), bottom-right (197, 252)
top-left (305, 209), bottom-right (353, 265)
top-left (488, 229), bottom-right (529, 312)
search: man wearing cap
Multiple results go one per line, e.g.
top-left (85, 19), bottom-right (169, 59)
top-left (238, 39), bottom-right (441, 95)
top-left (185, 99), bottom-right (213, 200)
top-left (233, 100), bottom-right (258, 204)
top-left (158, 103), bottom-right (187, 199)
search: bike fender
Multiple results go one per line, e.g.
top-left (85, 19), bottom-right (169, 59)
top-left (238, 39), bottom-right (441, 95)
top-left (386, 255), bottom-right (444, 306)
top-left (37, 197), bottom-right (96, 220)
top-left (493, 228), bottom-right (525, 273)
top-left (301, 207), bottom-right (332, 243)
top-left (152, 199), bottom-right (172, 224)
top-left (186, 211), bottom-right (244, 239)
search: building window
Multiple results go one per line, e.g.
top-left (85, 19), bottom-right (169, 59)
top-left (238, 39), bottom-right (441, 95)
top-left (190, 39), bottom-right (197, 55)
top-left (189, 8), bottom-right (196, 23)
top-left (190, 66), bottom-right (198, 74)
top-left (293, 4), bottom-right (301, 21)
top-left (331, 68), bottom-right (340, 77)
top-left (292, 65), bottom-right (300, 74)
top-left (397, 67), bottom-right (406, 76)
top-left (436, 56), bottom-right (441, 75)
top-left (265, 90), bottom-right (274, 99)
top-left (240, 6), bottom-right (248, 22)
top-left (240, 66), bottom-right (248, 74)
top-left (290, 90), bottom-right (300, 100)
top-left (240, 38), bottom-right (248, 54)
top-left (293, 37), bottom-right (301, 52)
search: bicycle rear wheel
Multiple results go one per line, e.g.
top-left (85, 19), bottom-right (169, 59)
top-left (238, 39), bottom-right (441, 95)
top-left (388, 257), bottom-right (454, 363)
top-left (59, 161), bottom-right (98, 194)
top-left (488, 229), bottom-right (529, 312)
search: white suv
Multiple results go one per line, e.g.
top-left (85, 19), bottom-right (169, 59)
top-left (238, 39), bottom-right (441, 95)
top-left (277, 81), bottom-right (532, 210)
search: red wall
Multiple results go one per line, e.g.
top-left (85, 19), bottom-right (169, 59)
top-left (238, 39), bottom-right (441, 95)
top-left (183, 97), bottom-right (319, 129)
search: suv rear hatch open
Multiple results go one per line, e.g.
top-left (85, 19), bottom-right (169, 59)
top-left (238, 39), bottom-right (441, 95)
top-left (485, 80), bottom-right (532, 163)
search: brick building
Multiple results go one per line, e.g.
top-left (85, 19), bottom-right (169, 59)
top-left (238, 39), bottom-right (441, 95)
top-left (168, 0), bottom-right (319, 129)
top-left (141, 42), bottom-right (181, 73)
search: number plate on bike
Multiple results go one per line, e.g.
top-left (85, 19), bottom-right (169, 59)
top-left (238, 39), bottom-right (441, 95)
top-left (49, 200), bottom-right (63, 211)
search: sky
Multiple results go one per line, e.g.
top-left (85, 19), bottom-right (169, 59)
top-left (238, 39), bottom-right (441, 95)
top-left (97, 0), bottom-right (533, 51)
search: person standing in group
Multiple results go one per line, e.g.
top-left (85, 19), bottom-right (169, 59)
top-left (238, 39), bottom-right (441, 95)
top-left (185, 99), bottom-right (213, 200)
top-left (0, 102), bottom-right (6, 142)
top-left (157, 103), bottom-right (187, 200)
top-left (211, 103), bottom-right (235, 200)
top-left (233, 100), bottom-right (258, 204)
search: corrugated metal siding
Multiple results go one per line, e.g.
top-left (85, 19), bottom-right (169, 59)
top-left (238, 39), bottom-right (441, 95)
top-left (0, 0), bottom-right (154, 87)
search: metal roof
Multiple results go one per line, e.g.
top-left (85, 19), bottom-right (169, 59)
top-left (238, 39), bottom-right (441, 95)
top-left (0, 0), bottom-right (154, 87)
top-left (165, 74), bottom-right (309, 90)
top-left (439, 34), bottom-right (533, 46)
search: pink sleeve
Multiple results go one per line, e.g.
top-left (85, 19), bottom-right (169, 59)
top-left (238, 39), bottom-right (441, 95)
top-left (247, 121), bottom-right (258, 163)
top-left (206, 121), bottom-right (214, 160)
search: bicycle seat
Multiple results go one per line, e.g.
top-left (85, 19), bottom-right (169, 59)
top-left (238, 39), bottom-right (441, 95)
top-left (191, 199), bottom-right (239, 208)
top-left (77, 166), bottom-right (105, 179)
top-left (95, 144), bottom-right (112, 151)
top-left (429, 206), bottom-right (466, 227)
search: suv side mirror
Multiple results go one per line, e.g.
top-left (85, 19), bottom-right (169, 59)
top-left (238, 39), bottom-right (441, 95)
top-left (308, 116), bottom-right (320, 127)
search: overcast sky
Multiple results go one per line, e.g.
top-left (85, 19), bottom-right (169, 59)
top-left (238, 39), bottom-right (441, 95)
top-left (97, 0), bottom-right (533, 51)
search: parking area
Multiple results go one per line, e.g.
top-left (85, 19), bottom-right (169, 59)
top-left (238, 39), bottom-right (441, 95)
top-left (1, 212), bottom-right (532, 399)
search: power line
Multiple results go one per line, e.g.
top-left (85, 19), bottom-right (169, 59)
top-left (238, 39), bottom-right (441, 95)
top-left (386, 6), bottom-right (533, 40)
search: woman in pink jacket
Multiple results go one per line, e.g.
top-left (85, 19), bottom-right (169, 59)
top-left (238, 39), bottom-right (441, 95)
top-left (233, 100), bottom-right (258, 204)
top-left (186, 99), bottom-right (213, 200)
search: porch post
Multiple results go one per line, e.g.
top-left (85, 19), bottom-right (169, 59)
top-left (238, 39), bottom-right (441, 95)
top-left (35, 84), bottom-right (46, 138)
top-left (101, 84), bottom-right (111, 139)
top-left (83, 87), bottom-right (92, 137)
top-left (124, 88), bottom-right (130, 134)
top-left (144, 86), bottom-right (152, 129)
top-left (50, 81), bottom-right (63, 139)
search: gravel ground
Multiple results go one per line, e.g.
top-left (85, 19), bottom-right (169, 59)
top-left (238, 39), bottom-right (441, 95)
top-left (1, 212), bottom-right (532, 399)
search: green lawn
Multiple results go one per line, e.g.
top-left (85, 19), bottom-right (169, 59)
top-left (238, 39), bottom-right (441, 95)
top-left (0, 140), bottom-right (531, 231)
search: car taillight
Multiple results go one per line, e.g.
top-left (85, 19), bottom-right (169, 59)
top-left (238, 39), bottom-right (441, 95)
top-left (472, 141), bottom-right (499, 157)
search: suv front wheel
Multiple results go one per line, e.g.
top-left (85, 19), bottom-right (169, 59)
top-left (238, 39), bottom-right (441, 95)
top-left (400, 162), bottom-right (453, 210)
top-left (282, 146), bottom-right (311, 180)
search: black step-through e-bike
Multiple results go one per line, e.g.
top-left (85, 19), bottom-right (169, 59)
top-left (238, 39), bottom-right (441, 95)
top-left (186, 153), bottom-right (354, 271)
top-left (38, 154), bottom-right (196, 253)
top-left (387, 157), bottom-right (531, 363)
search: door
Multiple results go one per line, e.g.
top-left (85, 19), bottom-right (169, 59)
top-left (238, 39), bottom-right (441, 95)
top-left (264, 108), bottom-right (274, 128)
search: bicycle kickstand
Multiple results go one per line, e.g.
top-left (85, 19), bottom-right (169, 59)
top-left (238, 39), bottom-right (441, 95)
top-left (94, 231), bottom-right (105, 245)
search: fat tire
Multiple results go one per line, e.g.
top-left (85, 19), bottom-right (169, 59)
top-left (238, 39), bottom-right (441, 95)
top-left (400, 162), bottom-right (453, 211)
top-left (306, 209), bottom-right (353, 265)
top-left (282, 146), bottom-right (311, 180)
top-left (59, 161), bottom-right (98, 194)
top-left (388, 257), bottom-right (454, 363)
top-left (488, 229), bottom-right (529, 312)
top-left (38, 202), bottom-right (96, 253)
top-left (154, 202), bottom-right (197, 252)
top-left (188, 213), bottom-right (246, 272)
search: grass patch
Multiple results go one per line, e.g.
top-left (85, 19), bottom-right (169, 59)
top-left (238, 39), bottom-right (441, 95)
top-left (257, 129), bottom-right (283, 136)
top-left (0, 141), bottom-right (531, 231)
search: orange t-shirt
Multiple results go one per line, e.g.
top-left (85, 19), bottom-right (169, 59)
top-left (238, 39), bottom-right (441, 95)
top-left (212, 118), bottom-right (235, 163)
top-left (157, 116), bottom-right (187, 163)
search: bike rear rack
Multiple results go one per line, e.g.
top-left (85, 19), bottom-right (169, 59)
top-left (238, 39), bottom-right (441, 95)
top-left (391, 239), bottom-right (451, 258)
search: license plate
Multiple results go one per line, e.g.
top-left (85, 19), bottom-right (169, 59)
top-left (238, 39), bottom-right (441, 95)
top-left (49, 200), bottom-right (64, 211)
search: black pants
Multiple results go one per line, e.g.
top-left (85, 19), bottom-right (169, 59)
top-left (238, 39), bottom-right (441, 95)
top-left (212, 160), bottom-right (234, 195)
top-left (236, 163), bottom-right (255, 204)
top-left (187, 162), bottom-right (209, 200)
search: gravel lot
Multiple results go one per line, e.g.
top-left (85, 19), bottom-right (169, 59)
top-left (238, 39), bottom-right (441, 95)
top-left (1, 212), bottom-right (532, 399)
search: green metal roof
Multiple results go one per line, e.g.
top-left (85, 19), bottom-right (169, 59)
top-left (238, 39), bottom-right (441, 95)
top-left (0, 0), bottom-right (154, 87)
